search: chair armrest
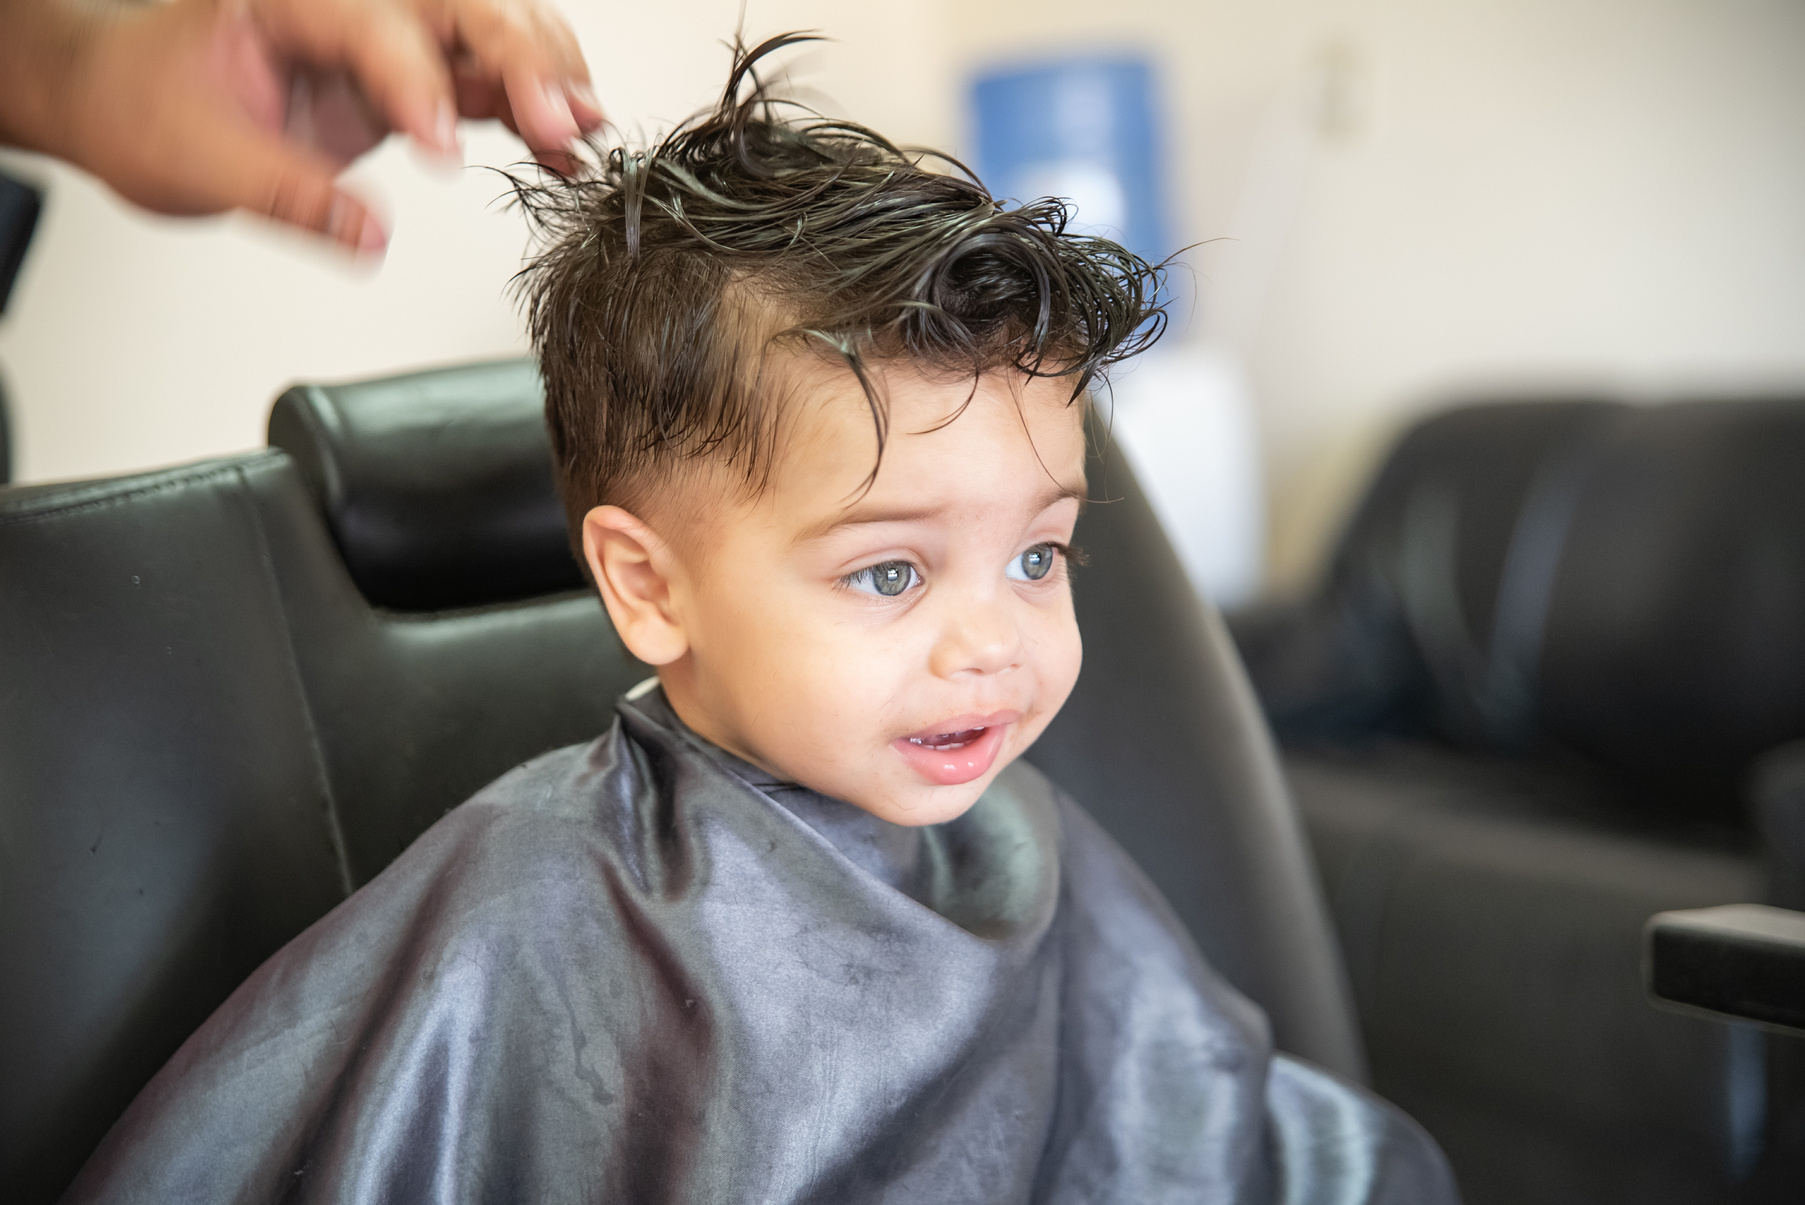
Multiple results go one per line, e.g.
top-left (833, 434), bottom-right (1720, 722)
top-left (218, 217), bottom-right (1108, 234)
top-left (1645, 904), bottom-right (1805, 1033)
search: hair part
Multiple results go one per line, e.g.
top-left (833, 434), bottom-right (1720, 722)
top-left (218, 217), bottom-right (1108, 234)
top-left (511, 32), bottom-right (1169, 543)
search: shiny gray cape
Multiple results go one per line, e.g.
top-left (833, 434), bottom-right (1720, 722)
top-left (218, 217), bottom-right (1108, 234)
top-left (69, 691), bottom-right (1456, 1204)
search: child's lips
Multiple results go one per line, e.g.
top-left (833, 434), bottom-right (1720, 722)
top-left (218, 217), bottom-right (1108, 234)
top-left (892, 710), bottom-right (1021, 787)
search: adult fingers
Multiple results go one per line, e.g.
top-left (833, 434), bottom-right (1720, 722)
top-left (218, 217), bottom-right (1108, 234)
top-left (452, 61), bottom-right (509, 122)
top-left (286, 69), bottom-right (391, 167)
top-left (338, 2), bottom-right (459, 155)
top-left (504, 61), bottom-right (578, 154)
top-left (183, 113), bottom-right (389, 254)
top-left (452, 61), bottom-right (581, 156)
top-left (448, 0), bottom-right (600, 153)
top-left (253, 0), bottom-right (457, 157)
top-left (515, 1), bottom-right (600, 126)
top-left (256, 0), bottom-right (598, 160)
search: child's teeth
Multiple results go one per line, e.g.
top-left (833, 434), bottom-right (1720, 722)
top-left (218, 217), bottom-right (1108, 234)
top-left (905, 725), bottom-right (990, 750)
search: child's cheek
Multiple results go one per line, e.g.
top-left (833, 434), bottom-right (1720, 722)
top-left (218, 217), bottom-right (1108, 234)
top-left (1027, 601), bottom-right (1083, 701)
top-left (785, 632), bottom-right (897, 764)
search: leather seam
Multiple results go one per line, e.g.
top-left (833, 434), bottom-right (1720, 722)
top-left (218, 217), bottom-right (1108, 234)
top-left (371, 586), bottom-right (599, 624)
top-left (234, 460), bottom-right (358, 899)
top-left (0, 453), bottom-right (287, 526)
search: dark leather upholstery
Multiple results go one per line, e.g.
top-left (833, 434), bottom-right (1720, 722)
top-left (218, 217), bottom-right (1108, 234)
top-left (1, 367), bottom-right (12, 485)
top-left (1, 358), bottom-right (1359, 1202)
top-left (1233, 398), bottom-right (1623, 745)
top-left (0, 168), bottom-right (40, 316)
top-left (245, 465), bottom-right (630, 885)
top-left (0, 169), bottom-right (37, 486)
top-left (1539, 400), bottom-right (1805, 816)
top-left (269, 359), bottom-right (584, 611)
top-left (0, 459), bottom-right (352, 1203)
top-left (1294, 744), bottom-right (1768, 1203)
top-left (1755, 741), bottom-right (1805, 912)
top-left (1031, 415), bottom-right (1363, 1082)
top-left (1231, 395), bottom-right (1805, 1203)
top-left (1247, 395), bottom-right (1805, 819)
top-left (1331, 398), bottom-right (1624, 666)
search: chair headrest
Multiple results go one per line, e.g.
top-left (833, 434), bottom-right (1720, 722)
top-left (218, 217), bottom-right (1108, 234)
top-left (268, 358), bottom-right (584, 611)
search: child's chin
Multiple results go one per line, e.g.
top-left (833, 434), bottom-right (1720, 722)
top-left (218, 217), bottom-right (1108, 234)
top-left (855, 781), bottom-right (988, 828)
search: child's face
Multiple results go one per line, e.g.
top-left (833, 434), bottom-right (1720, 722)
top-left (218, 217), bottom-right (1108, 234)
top-left (585, 363), bottom-right (1087, 826)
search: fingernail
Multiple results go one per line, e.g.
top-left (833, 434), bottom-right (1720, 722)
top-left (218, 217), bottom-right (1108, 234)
top-left (566, 79), bottom-right (600, 118)
top-left (434, 100), bottom-right (459, 154)
top-left (357, 212), bottom-right (389, 256)
top-left (327, 196), bottom-right (387, 257)
top-left (326, 196), bottom-right (353, 245)
top-left (543, 80), bottom-right (578, 139)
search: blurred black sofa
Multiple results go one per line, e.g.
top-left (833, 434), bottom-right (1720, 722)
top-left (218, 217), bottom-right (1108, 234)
top-left (1230, 395), bottom-right (1805, 1203)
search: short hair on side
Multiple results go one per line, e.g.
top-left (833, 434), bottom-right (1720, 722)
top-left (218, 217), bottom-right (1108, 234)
top-left (511, 32), bottom-right (1169, 541)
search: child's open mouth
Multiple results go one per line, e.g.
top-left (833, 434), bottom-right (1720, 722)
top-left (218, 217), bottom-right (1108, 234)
top-left (908, 727), bottom-right (986, 750)
top-left (892, 711), bottom-right (1020, 786)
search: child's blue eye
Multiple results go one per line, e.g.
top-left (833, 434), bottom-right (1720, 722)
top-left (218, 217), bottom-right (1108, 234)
top-left (1007, 544), bottom-right (1058, 582)
top-left (846, 561), bottom-right (919, 597)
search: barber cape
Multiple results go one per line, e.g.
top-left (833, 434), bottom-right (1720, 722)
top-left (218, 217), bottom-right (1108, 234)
top-left (69, 688), bottom-right (1456, 1204)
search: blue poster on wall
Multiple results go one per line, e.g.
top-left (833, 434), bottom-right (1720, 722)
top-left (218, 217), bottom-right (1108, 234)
top-left (970, 56), bottom-right (1169, 268)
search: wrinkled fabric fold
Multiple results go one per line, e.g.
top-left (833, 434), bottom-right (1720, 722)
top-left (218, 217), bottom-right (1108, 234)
top-left (67, 691), bottom-right (1457, 1204)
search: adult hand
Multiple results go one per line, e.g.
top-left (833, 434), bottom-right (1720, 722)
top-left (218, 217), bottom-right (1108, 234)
top-left (0, 0), bottom-right (603, 255)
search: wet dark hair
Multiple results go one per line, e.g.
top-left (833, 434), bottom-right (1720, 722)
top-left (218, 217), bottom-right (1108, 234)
top-left (512, 32), bottom-right (1167, 536)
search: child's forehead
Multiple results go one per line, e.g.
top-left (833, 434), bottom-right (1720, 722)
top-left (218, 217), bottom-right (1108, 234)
top-left (767, 361), bottom-right (1088, 516)
top-left (784, 356), bottom-right (1082, 434)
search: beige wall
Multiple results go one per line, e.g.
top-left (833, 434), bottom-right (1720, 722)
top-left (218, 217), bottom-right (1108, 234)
top-left (6, 0), bottom-right (1805, 593)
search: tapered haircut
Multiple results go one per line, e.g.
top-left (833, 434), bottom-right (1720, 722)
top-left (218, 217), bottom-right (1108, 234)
top-left (512, 33), bottom-right (1169, 540)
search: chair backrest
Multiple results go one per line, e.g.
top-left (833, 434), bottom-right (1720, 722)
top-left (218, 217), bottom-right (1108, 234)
top-left (1248, 392), bottom-right (1805, 822)
top-left (1, 456), bottom-right (353, 1203)
top-left (0, 359), bottom-right (1360, 1202)
top-left (1231, 398), bottom-right (1624, 745)
top-left (1328, 397), bottom-right (1625, 744)
top-left (1536, 397), bottom-right (1805, 817)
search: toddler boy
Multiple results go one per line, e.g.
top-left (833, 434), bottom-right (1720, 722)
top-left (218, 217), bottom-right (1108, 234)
top-left (70, 36), bottom-right (1457, 1204)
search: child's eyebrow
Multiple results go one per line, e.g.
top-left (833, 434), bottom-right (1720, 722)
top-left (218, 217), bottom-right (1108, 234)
top-left (798, 481), bottom-right (1087, 543)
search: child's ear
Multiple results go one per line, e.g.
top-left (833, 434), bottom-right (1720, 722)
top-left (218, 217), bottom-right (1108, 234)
top-left (581, 506), bottom-right (689, 666)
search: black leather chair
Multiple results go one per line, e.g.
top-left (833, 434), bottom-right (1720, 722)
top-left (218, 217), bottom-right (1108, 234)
top-left (1230, 397), bottom-right (1625, 747)
top-left (0, 167), bottom-right (43, 485)
top-left (1233, 396), bottom-right (1805, 1204)
top-left (0, 358), bottom-right (1361, 1202)
top-left (0, 367), bottom-right (13, 485)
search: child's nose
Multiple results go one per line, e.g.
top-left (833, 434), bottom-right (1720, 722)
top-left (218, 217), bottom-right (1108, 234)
top-left (928, 593), bottom-right (1022, 678)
